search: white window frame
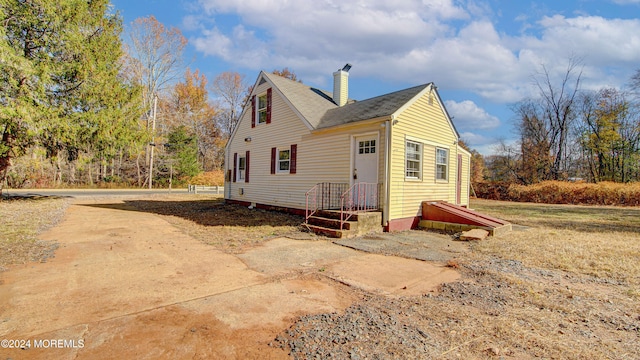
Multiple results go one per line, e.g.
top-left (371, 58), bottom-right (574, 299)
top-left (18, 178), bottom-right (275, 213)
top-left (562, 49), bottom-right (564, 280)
top-left (358, 139), bottom-right (376, 154)
top-left (277, 148), bottom-right (290, 173)
top-left (237, 155), bottom-right (246, 181)
top-left (436, 147), bottom-right (448, 181)
top-left (256, 93), bottom-right (267, 124)
top-left (405, 140), bottom-right (422, 180)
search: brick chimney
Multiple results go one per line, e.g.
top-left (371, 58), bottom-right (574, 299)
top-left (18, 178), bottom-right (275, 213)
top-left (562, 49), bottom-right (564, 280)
top-left (333, 63), bottom-right (351, 106)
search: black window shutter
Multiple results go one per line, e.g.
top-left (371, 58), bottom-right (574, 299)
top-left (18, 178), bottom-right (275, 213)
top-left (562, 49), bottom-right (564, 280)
top-left (290, 144), bottom-right (297, 174)
top-left (270, 147), bottom-right (276, 174)
top-left (251, 95), bottom-right (256, 128)
top-left (233, 153), bottom-right (237, 182)
top-left (266, 88), bottom-right (272, 124)
top-left (245, 151), bottom-right (250, 183)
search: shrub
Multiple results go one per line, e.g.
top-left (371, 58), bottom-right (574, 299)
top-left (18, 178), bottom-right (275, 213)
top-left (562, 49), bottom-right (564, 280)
top-left (476, 181), bottom-right (640, 206)
top-left (188, 170), bottom-right (225, 186)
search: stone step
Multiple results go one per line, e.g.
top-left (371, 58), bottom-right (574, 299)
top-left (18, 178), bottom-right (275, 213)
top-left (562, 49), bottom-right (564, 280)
top-left (315, 210), bottom-right (364, 221)
top-left (307, 216), bottom-right (356, 231)
top-left (304, 224), bottom-right (349, 238)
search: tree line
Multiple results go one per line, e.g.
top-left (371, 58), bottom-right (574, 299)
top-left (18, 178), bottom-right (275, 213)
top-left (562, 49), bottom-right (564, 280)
top-left (478, 58), bottom-right (640, 186)
top-left (3, 2), bottom-right (638, 193)
top-left (0, 1), bottom-right (252, 192)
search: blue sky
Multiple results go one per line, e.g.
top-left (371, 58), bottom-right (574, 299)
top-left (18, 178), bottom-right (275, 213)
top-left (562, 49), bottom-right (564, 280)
top-left (110, 0), bottom-right (640, 155)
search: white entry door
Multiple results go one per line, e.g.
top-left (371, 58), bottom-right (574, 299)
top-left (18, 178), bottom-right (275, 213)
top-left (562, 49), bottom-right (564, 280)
top-left (353, 135), bottom-right (379, 208)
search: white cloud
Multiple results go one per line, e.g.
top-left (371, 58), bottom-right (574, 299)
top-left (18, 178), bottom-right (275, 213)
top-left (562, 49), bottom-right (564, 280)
top-left (445, 100), bottom-right (501, 130)
top-left (191, 27), bottom-right (233, 59)
top-left (190, 0), bottom-right (463, 71)
top-left (531, 15), bottom-right (640, 65)
top-left (187, 0), bottom-right (640, 108)
top-left (182, 15), bottom-right (201, 31)
top-left (610, 0), bottom-right (640, 4)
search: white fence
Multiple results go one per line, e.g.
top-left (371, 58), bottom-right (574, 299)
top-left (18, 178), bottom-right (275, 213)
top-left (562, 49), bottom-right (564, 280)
top-left (187, 185), bottom-right (224, 194)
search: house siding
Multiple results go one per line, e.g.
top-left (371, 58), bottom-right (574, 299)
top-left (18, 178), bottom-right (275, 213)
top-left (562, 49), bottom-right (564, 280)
top-left (458, 146), bottom-right (471, 206)
top-left (226, 80), bottom-right (309, 207)
top-left (388, 89), bottom-right (466, 222)
top-left (226, 80), bottom-right (387, 210)
top-left (226, 72), bottom-right (470, 232)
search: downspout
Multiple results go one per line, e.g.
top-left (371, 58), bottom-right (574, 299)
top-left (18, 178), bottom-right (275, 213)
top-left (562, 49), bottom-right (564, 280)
top-left (383, 118), bottom-right (392, 228)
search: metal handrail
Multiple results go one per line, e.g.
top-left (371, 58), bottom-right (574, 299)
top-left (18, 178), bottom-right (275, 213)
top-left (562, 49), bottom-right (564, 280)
top-left (305, 183), bottom-right (319, 223)
top-left (307, 182), bottom-right (380, 229)
top-left (340, 182), bottom-right (381, 230)
top-left (305, 183), bottom-right (351, 224)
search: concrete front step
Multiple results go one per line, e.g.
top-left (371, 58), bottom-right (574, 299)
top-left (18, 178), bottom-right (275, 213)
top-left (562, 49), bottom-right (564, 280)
top-left (305, 211), bottom-right (383, 238)
top-left (315, 210), bottom-right (365, 221)
top-left (304, 224), bottom-right (350, 238)
top-left (307, 215), bottom-right (356, 231)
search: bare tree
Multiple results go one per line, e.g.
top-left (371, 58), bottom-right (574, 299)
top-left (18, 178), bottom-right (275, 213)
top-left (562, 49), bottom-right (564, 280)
top-left (124, 16), bottom-right (187, 118)
top-left (122, 15), bottom-right (187, 187)
top-left (512, 58), bottom-right (583, 183)
top-left (210, 71), bottom-right (248, 137)
top-left (534, 59), bottom-right (583, 179)
top-left (631, 69), bottom-right (640, 93)
top-left (480, 139), bottom-right (520, 183)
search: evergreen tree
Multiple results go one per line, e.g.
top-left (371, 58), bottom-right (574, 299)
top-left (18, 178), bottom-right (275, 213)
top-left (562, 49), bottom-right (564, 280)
top-left (0, 0), bottom-right (143, 191)
top-left (165, 125), bottom-right (201, 181)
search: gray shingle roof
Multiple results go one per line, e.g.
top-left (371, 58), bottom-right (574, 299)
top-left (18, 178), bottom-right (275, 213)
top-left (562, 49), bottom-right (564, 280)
top-left (262, 71), bottom-right (430, 130)
top-left (316, 84), bottom-right (429, 129)
top-left (261, 72), bottom-right (337, 129)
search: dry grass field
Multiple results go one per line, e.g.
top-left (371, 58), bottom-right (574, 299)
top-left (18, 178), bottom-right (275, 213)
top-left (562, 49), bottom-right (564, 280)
top-left (471, 200), bottom-right (640, 289)
top-left (0, 196), bottom-right (69, 270)
top-left (1, 195), bottom-right (638, 358)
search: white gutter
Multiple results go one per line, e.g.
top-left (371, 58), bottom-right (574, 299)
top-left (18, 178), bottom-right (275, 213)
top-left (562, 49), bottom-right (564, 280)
top-left (383, 118), bottom-right (392, 227)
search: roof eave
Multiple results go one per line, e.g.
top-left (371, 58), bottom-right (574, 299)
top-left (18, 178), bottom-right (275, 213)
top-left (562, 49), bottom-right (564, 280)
top-left (311, 115), bottom-right (392, 134)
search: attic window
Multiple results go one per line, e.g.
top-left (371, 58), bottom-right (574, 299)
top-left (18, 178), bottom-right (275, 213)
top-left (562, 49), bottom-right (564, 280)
top-left (252, 88), bottom-right (271, 127)
top-left (258, 77), bottom-right (267, 85)
top-left (257, 94), bottom-right (268, 124)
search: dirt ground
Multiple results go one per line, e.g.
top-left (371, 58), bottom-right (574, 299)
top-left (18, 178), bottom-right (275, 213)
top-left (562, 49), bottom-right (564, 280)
top-left (0, 197), bottom-right (461, 359)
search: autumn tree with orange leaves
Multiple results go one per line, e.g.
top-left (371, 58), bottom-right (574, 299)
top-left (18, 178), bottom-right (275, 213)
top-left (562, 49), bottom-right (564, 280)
top-left (163, 68), bottom-right (221, 170)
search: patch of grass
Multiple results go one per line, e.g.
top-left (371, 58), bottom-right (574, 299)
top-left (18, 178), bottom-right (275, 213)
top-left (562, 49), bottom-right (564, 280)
top-left (470, 199), bottom-right (640, 286)
top-left (0, 196), bottom-right (69, 269)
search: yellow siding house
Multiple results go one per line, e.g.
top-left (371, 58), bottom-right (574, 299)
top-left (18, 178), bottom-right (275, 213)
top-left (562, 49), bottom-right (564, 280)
top-left (225, 65), bottom-right (471, 232)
